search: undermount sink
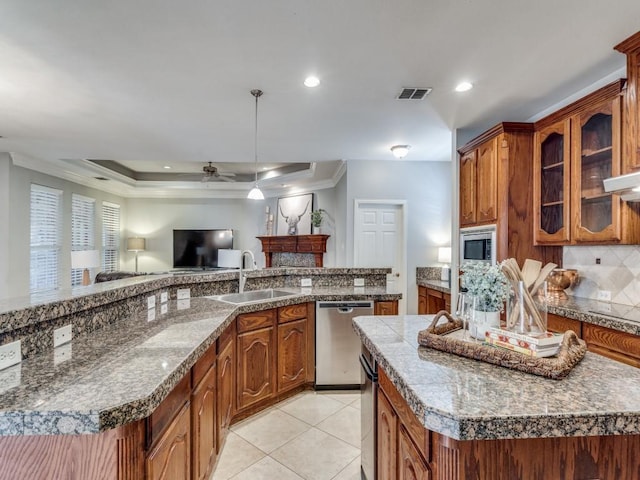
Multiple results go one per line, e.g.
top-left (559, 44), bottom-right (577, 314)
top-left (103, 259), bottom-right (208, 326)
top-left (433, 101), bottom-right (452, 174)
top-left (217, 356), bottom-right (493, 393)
top-left (213, 289), bottom-right (297, 305)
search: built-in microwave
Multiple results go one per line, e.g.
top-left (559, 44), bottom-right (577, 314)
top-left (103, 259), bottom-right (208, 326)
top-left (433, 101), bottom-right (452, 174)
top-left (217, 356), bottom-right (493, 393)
top-left (460, 225), bottom-right (496, 264)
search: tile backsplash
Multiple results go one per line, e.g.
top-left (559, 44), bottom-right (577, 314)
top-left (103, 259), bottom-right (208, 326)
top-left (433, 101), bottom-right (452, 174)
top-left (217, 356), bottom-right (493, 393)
top-left (564, 245), bottom-right (640, 307)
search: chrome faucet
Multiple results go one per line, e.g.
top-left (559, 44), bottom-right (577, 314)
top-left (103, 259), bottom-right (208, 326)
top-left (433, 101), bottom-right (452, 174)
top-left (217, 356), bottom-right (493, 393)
top-left (239, 250), bottom-right (256, 293)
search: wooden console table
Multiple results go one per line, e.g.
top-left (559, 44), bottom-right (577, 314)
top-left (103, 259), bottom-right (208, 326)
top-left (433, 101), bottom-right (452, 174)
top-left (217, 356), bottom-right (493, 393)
top-left (256, 235), bottom-right (330, 267)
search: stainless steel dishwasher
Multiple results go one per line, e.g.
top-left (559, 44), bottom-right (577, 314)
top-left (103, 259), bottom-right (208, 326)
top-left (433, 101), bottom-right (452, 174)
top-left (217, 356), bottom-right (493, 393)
top-left (315, 300), bottom-right (374, 388)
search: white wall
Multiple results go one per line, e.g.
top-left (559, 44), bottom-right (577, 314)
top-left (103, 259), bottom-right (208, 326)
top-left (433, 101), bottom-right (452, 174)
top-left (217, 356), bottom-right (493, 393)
top-left (345, 160), bottom-right (452, 313)
top-left (0, 154), bottom-right (10, 297)
top-left (5, 161), bottom-right (126, 298)
top-left (124, 191), bottom-right (339, 272)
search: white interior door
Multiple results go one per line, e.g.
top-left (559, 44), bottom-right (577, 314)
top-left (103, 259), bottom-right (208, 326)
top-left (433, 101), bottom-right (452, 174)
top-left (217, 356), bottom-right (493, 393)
top-left (354, 200), bottom-right (406, 314)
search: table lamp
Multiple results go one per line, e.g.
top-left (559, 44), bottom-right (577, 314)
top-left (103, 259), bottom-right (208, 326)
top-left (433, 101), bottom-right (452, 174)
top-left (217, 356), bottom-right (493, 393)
top-left (71, 250), bottom-right (101, 286)
top-left (438, 247), bottom-right (452, 283)
top-left (127, 237), bottom-right (146, 272)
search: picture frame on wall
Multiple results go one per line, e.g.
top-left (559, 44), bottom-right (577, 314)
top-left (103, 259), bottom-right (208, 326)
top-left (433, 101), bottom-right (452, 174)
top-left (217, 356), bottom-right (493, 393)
top-left (276, 193), bottom-right (313, 235)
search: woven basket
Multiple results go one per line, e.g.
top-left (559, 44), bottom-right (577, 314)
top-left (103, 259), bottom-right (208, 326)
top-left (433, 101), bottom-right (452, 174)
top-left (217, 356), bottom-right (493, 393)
top-left (417, 311), bottom-right (587, 380)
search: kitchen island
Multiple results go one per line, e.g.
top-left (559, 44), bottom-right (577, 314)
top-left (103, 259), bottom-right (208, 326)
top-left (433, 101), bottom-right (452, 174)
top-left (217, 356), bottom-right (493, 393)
top-left (0, 270), bottom-right (400, 480)
top-left (353, 314), bottom-right (640, 479)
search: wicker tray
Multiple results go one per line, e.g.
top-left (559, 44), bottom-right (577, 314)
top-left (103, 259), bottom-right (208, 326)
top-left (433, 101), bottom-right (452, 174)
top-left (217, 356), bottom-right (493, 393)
top-left (417, 311), bottom-right (587, 380)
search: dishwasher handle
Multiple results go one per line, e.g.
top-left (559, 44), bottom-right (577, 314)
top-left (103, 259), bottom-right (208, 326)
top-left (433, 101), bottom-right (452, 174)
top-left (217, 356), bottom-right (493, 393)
top-left (359, 354), bottom-right (378, 382)
top-left (338, 307), bottom-right (354, 314)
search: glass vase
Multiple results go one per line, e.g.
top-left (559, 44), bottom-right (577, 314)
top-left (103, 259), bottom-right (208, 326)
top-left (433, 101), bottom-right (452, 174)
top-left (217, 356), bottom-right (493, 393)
top-left (506, 281), bottom-right (548, 337)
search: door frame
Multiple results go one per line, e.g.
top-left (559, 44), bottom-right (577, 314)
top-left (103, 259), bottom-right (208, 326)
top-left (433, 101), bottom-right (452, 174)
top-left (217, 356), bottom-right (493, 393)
top-left (353, 199), bottom-right (408, 313)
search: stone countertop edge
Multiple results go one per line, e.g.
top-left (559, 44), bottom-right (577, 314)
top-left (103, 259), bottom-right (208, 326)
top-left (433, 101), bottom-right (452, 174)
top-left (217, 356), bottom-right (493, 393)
top-left (352, 315), bottom-right (640, 442)
top-left (0, 288), bottom-right (400, 437)
top-left (0, 267), bottom-right (392, 334)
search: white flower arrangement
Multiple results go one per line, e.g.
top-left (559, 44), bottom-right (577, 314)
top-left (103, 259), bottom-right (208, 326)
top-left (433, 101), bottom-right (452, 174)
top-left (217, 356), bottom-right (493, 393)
top-left (460, 261), bottom-right (510, 312)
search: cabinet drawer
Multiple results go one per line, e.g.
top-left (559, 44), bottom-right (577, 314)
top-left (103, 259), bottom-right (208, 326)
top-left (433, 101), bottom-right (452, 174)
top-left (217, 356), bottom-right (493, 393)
top-left (237, 309), bottom-right (276, 333)
top-left (547, 314), bottom-right (582, 337)
top-left (218, 321), bottom-right (236, 350)
top-left (379, 368), bottom-right (430, 463)
top-left (192, 342), bottom-right (216, 388)
top-left (147, 374), bottom-right (191, 449)
top-left (278, 303), bottom-right (308, 324)
top-left (583, 323), bottom-right (640, 367)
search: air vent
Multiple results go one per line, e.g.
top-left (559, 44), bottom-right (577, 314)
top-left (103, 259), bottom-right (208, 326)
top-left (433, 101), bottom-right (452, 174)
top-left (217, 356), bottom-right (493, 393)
top-left (94, 177), bottom-right (109, 181)
top-left (397, 87), bottom-right (432, 100)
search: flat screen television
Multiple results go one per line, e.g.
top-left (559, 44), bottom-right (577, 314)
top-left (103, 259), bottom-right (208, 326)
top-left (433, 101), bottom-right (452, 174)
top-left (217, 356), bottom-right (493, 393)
top-left (173, 229), bottom-right (234, 269)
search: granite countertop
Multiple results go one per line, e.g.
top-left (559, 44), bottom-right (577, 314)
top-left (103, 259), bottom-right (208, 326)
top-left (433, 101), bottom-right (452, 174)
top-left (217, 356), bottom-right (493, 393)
top-left (0, 286), bottom-right (399, 437)
top-left (353, 314), bottom-right (640, 441)
top-left (548, 295), bottom-right (640, 336)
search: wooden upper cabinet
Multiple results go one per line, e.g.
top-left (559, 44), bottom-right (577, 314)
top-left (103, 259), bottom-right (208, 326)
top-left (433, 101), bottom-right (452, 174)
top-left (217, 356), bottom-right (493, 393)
top-left (475, 137), bottom-right (498, 224)
top-left (534, 79), bottom-right (639, 245)
top-left (459, 150), bottom-right (477, 226)
top-left (533, 119), bottom-right (572, 245)
top-left (571, 97), bottom-right (622, 242)
top-left (458, 138), bottom-right (497, 228)
top-left (615, 31), bottom-right (640, 172)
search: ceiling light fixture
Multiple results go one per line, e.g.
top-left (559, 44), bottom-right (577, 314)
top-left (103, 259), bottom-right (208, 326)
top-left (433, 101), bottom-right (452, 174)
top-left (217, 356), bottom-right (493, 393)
top-left (163, 165), bottom-right (171, 169)
top-left (455, 81), bottom-right (473, 92)
top-left (390, 145), bottom-right (411, 159)
top-left (304, 76), bottom-right (320, 88)
top-left (247, 89), bottom-right (265, 200)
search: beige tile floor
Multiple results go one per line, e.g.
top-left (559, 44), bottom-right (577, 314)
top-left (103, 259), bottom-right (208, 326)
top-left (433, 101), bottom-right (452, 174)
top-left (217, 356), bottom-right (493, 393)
top-left (212, 390), bottom-right (362, 480)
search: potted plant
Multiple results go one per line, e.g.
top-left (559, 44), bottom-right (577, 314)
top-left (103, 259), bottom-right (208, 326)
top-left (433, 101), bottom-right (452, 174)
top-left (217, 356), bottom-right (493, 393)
top-left (310, 209), bottom-right (325, 233)
top-left (460, 261), bottom-right (510, 339)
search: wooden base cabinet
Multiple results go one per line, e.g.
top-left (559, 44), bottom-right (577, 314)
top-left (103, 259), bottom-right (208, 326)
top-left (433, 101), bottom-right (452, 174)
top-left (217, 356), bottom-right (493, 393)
top-left (375, 300), bottom-right (399, 316)
top-left (146, 403), bottom-right (191, 480)
top-left (418, 286), bottom-right (451, 314)
top-left (377, 369), bottom-right (432, 480)
top-left (277, 304), bottom-right (309, 393)
top-left (191, 364), bottom-right (217, 480)
top-left (217, 323), bottom-right (236, 450)
top-left (377, 388), bottom-right (398, 480)
top-left (237, 317), bottom-right (277, 411)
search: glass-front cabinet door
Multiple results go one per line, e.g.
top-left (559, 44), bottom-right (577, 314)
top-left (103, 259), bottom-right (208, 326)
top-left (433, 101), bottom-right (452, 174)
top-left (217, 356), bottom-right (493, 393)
top-left (571, 97), bottom-right (622, 242)
top-left (533, 119), bottom-right (571, 244)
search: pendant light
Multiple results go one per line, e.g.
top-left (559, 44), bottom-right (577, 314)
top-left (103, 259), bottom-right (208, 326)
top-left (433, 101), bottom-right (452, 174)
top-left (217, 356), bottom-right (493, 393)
top-left (247, 89), bottom-right (265, 200)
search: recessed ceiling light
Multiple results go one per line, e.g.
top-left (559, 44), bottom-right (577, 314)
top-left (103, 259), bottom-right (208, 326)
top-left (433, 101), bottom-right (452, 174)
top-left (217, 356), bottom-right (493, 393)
top-left (304, 76), bottom-right (320, 88)
top-left (163, 165), bottom-right (171, 169)
top-left (390, 145), bottom-right (411, 159)
top-left (455, 81), bottom-right (473, 92)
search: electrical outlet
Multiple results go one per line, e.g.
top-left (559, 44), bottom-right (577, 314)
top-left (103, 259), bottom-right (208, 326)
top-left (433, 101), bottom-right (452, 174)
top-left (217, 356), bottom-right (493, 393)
top-left (597, 290), bottom-right (612, 302)
top-left (177, 288), bottom-right (190, 300)
top-left (148, 308), bottom-right (156, 322)
top-left (0, 340), bottom-right (21, 371)
top-left (354, 278), bottom-right (365, 287)
top-left (54, 343), bottom-right (72, 365)
top-left (160, 303), bottom-right (168, 315)
top-left (300, 278), bottom-right (312, 287)
top-left (147, 295), bottom-right (156, 309)
top-left (160, 291), bottom-right (168, 303)
top-left (53, 324), bottom-right (72, 348)
top-left (0, 364), bottom-right (21, 394)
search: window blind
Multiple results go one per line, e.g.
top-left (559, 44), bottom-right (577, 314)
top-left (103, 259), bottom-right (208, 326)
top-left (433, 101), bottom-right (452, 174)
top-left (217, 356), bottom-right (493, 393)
top-left (102, 202), bottom-right (120, 273)
top-left (30, 184), bottom-right (62, 293)
top-left (71, 194), bottom-right (96, 286)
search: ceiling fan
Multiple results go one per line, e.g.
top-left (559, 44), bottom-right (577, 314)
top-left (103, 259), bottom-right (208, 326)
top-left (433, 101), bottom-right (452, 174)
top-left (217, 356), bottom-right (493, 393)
top-left (199, 162), bottom-right (236, 182)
